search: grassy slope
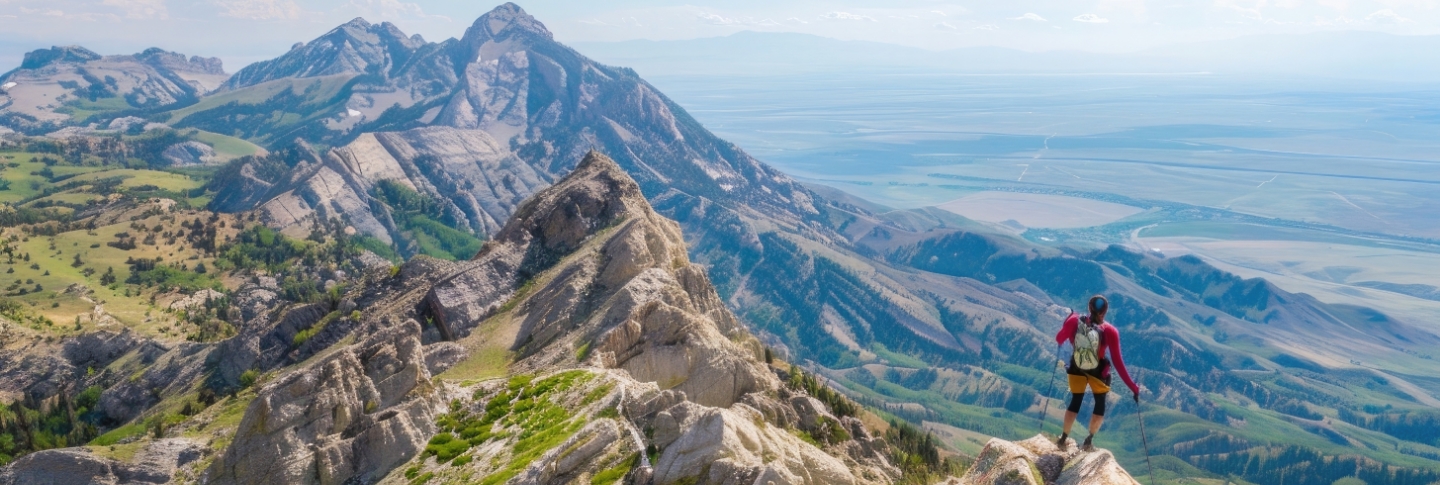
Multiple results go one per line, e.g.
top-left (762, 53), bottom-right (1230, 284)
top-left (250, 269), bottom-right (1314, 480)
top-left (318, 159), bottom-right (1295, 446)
top-left (166, 76), bottom-right (352, 124)
top-left (187, 130), bottom-right (266, 161)
top-left (0, 150), bottom-right (243, 340)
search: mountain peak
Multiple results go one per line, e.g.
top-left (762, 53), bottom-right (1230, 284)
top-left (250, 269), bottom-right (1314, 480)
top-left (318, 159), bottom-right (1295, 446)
top-left (20, 45), bottom-right (101, 70)
top-left (462, 2), bottom-right (552, 46)
top-left (337, 16), bottom-right (371, 30)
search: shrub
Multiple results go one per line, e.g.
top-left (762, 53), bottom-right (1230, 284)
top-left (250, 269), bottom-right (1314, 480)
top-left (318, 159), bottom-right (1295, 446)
top-left (238, 369), bottom-right (260, 389)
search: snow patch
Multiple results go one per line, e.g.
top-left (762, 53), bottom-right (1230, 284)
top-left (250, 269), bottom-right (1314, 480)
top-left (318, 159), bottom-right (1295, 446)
top-left (1, 82), bottom-right (16, 90)
top-left (346, 109), bottom-right (362, 117)
top-left (719, 184), bottom-right (735, 192)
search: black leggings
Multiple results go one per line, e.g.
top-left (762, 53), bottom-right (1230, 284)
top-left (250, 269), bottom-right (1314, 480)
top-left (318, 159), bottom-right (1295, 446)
top-left (1067, 392), bottom-right (1108, 416)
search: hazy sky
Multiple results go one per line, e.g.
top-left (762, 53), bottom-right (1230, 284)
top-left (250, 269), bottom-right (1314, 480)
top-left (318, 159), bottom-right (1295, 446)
top-left (1, 0), bottom-right (1437, 71)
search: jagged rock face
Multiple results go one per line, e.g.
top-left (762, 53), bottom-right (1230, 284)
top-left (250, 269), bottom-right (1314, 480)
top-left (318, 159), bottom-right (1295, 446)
top-left (223, 18), bottom-right (424, 90)
top-left (0, 438), bottom-right (202, 485)
top-left (645, 400), bottom-right (856, 485)
top-left (423, 151), bottom-right (777, 409)
top-left (952, 435), bottom-right (1139, 485)
top-left (0, 46), bottom-right (228, 130)
top-left (0, 328), bottom-right (147, 404)
top-left (248, 127), bottom-right (549, 241)
top-left (209, 320), bottom-right (441, 485)
top-left (159, 140), bottom-right (218, 166)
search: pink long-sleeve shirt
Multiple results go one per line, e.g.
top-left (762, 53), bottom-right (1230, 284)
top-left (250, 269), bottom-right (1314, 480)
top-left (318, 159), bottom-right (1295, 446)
top-left (1056, 313), bottom-right (1139, 396)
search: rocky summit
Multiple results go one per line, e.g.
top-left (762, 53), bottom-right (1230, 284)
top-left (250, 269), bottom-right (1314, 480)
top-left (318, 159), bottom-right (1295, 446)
top-left (945, 436), bottom-right (1139, 485)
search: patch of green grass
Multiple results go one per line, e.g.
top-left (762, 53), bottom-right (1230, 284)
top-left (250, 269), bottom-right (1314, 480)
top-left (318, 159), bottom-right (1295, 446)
top-left (582, 383), bottom-right (614, 406)
top-left (499, 279), bottom-right (537, 314)
top-left (58, 96), bottom-right (134, 122)
top-left (575, 340), bottom-right (592, 362)
top-left (90, 422), bottom-right (146, 446)
top-left (409, 471), bottom-right (434, 485)
top-left (187, 130), bottom-right (264, 161)
top-left (590, 453), bottom-right (638, 485)
top-left (166, 76), bottom-right (353, 124)
top-left (870, 343), bottom-right (929, 369)
top-left (430, 371), bottom-right (599, 484)
top-left (293, 310), bottom-right (340, 346)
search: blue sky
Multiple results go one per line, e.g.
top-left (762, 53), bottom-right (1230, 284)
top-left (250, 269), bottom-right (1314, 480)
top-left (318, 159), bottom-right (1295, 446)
top-left (1, 0), bottom-right (1436, 71)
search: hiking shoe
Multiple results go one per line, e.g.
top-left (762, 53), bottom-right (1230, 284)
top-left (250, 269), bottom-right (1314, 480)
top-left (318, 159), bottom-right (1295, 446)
top-left (1056, 433), bottom-right (1069, 451)
top-left (1082, 435), bottom-right (1095, 452)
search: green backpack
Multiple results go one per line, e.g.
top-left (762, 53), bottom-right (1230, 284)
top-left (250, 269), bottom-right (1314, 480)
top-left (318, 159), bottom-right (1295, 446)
top-left (1073, 317), bottom-right (1104, 371)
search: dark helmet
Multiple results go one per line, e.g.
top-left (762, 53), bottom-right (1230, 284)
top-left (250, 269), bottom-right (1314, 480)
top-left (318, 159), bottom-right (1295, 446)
top-left (1088, 295), bottom-right (1109, 318)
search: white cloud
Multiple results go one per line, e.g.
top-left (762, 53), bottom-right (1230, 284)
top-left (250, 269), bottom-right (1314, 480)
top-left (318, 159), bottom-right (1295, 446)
top-left (1012, 13), bottom-right (1047, 21)
top-left (1072, 13), bottom-right (1109, 23)
top-left (935, 21), bottom-right (956, 30)
top-left (348, 0), bottom-right (448, 21)
top-left (1313, 15), bottom-right (1359, 25)
top-left (216, 0), bottom-right (300, 20)
top-left (697, 12), bottom-right (737, 24)
top-left (821, 12), bottom-right (876, 22)
top-left (974, 23), bottom-right (1000, 30)
top-left (20, 7), bottom-right (67, 17)
top-left (696, 11), bottom-right (778, 26)
top-left (1366, 8), bottom-right (1412, 22)
top-left (1232, 7), bottom-right (1264, 19)
top-left (932, 10), bottom-right (946, 16)
top-left (786, 17), bottom-right (808, 24)
top-left (102, 0), bottom-right (167, 19)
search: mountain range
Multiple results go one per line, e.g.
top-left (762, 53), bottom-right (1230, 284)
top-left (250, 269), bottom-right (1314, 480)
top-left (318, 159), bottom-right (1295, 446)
top-left (1, 3), bottom-right (1439, 485)
top-left (575, 30), bottom-right (1440, 83)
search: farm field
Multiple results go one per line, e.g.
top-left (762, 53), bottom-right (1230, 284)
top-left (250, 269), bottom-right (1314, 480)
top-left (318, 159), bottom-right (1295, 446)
top-left (937, 191), bottom-right (1144, 229)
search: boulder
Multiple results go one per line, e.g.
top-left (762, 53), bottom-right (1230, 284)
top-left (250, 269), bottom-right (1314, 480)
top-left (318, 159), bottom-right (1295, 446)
top-left (955, 435), bottom-right (1139, 485)
top-left (159, 141), bottom-right (218, 166)
top-left (0, 438), bottom-right (202, 485)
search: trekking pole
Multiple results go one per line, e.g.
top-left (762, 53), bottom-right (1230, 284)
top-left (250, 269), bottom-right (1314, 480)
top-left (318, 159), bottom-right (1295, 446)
top-left (1035, 343), bottom-right (1061, 435)
top-left (1135, 391), bottom-right (1157, 484)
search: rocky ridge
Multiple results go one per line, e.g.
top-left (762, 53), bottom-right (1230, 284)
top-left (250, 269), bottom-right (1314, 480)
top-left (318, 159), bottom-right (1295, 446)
top-left (0, 46), bottom-right (228, 132)
top-left (196, 151), bottom-right (899, 484)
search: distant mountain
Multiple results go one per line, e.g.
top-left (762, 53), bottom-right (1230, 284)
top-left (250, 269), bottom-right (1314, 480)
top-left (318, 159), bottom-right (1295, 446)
top-left (202, 3), bottom-right (824, 249)
top-left (0, 46), bottom-right (227, 133)
top-left (575, 30), bottom-right (1440, 82)
top-left (222, 18), bottom-right (428, 91)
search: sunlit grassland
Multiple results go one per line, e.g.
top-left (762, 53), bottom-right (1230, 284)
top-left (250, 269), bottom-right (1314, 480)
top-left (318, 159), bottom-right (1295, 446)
top-left (0, 207), bottom-right (241, 339)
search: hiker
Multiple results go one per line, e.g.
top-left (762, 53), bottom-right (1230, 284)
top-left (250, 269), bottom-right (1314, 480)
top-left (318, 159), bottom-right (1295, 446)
top-left (1054, 295), bottom-right (1139, 452)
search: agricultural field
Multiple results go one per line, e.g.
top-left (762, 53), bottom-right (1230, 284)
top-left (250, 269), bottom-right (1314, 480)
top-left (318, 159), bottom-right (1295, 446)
top-left (937, 191), bottom-right (1144, 229)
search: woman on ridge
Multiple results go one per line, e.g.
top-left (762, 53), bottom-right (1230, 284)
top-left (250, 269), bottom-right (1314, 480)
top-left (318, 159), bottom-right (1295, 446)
top-left (1055, 295), bottom-right (1140, 452)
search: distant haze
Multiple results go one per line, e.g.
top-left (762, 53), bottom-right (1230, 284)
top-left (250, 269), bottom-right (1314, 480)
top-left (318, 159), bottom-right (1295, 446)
top-left (2, 0), bottom-right (1440, 77)
top-left (577, 30), bottom-right (1440, 83)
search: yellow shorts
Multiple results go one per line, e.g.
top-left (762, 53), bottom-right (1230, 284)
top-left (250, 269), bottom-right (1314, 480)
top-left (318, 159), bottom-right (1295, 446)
top-left (1068, 374), bottom-right (1111, 394)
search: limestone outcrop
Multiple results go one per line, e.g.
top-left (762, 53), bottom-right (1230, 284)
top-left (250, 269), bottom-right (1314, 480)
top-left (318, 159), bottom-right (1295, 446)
top-left (207, 320), bottom-right (441, 485)
top-left (0, 438), bottom-right (202, 485)
top-left (950, 435), bottom-right (1140, 485)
